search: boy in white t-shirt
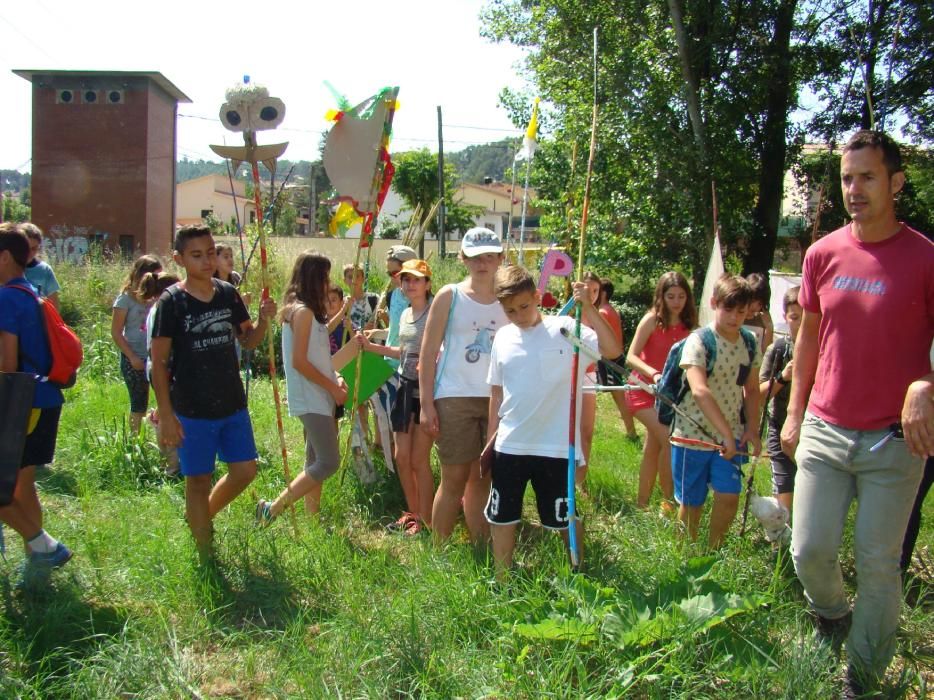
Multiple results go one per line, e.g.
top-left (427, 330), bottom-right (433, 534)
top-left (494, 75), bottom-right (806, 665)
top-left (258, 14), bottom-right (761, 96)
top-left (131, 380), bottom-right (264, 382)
top-left (483, 266), bottom-right (622, 579)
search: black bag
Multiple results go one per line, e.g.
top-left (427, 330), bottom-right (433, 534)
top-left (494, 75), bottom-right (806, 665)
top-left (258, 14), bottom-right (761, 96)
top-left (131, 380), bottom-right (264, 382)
top-left (0, 372), bottom-right (37, 506)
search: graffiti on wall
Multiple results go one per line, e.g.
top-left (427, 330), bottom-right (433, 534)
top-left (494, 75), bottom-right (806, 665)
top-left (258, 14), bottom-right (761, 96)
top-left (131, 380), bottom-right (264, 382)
top-left (42, 225), bottom-right (111, 264)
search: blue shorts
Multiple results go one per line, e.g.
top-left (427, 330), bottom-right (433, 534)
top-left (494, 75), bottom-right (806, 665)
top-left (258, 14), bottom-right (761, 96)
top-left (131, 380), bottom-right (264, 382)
top-left (177, 408), bottom-right (258, 477)
top-left (671, 443), bottom-right (745, 507)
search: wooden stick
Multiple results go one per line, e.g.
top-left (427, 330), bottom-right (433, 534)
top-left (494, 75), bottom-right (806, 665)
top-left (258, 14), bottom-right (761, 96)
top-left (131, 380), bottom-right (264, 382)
top-left (669, 435), bottom-right (744, 455)
top-left (566, 27), bottom-right (599, 569)
top-left (249, 160), bottom-right (298, 535)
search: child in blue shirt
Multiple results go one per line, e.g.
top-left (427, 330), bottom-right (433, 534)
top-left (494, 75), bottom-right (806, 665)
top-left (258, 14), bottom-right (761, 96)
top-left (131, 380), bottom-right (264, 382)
top-left (0, 223), bottom-right (72, 575)
top-left (22, 223), bottom-right (61, 308)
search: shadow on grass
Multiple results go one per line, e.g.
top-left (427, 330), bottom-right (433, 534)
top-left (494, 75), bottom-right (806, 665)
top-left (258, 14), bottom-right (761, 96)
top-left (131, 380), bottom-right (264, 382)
top-left (33, 463), bottom-right (79, 498)
top-left (195, 549), bottom-right (304, 633)
top-left (904, 571), bottom-right (933, 612)
top-left (0, 569), bottom-right (128, 691)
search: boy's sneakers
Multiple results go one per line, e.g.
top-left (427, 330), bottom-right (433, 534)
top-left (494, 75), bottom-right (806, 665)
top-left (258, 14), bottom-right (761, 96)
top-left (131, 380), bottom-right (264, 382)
top-left (386, 512), bottom-right (417, 532)
top-left (14, 543), bottom-right (73, 590)
top-left (255, 499), bottom-right (275, 527)
top-left (30, 542), bottom-right (73, 569)
top-left (385, 513), bottom-right (424, 535)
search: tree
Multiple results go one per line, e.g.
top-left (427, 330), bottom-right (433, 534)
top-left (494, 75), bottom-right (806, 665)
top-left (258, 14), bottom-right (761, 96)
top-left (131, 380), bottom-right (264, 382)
top-left (392, 149), bottom-right (482, 236)
top-left (806, 0), bottom-right (933, 142)
top-left (2, 195), bottom-right (30, 223)
top-left (480, 0), bottom-right (922, 284)
top-left (274, 202), bottom-right (298, 236)
top-left (203, 212), bottom-right (223, 234)
top-left (378, 219), bottom-right (402, 239)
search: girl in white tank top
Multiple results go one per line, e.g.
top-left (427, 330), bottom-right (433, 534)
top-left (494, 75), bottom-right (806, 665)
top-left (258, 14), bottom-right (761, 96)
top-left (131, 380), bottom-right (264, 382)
top-left (434, 285), bottom-right (508, 399)
top-left (256, 251), bottom-right (348, 522)
top-left (418, 228), bottom-right (507, 544)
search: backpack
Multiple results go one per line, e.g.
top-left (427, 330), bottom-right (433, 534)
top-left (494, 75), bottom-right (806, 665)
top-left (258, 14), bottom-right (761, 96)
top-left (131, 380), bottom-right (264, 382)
top-left (655, 326), bottom-right (757, 427)
top-left (767, 335), bottom-right (791, 381)
top-left (7, 284), bottom-right (83, 388)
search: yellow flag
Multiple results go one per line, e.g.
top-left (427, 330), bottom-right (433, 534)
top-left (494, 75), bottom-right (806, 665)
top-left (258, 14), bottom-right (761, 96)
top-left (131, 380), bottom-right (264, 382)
top-left (516, 97), bottom-right (540, 161)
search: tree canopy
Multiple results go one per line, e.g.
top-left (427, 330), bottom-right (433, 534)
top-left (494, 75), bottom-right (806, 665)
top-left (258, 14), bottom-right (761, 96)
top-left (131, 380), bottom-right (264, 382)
top-left (392, 149), bottom-right (482, 236)
top-left (480, 0), bottom-right (933, 286)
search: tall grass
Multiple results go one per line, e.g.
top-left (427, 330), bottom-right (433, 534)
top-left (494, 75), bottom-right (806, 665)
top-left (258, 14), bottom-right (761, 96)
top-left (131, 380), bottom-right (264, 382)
top-left (0, 253), bottom-right (930, 698)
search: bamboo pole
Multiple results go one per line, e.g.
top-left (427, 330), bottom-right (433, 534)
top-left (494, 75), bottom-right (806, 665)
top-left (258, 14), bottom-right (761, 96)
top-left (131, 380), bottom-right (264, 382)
top-left (566, 27), bottom-right (599, 568)
top-left (248, 160), bottom-right (298, 534)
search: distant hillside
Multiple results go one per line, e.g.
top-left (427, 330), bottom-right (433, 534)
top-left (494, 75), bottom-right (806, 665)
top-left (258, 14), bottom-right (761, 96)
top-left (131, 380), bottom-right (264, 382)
top-left (176, 158), bottom-right (228, 182)
top-left (448, 138), bottom-right (520, 183)
top-left (179, 139), bottom-right (521, 189)
top-left (176, 158), bottom-right (324, 186)
top-left (0, 169), bottom-right (30, 192)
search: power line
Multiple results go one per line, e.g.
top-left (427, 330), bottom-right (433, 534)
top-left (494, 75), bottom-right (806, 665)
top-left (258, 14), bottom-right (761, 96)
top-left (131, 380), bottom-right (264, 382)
top-left (443, 124), bottom-right (522, 133)
top-left (0, 10), bottom-right (58, 62)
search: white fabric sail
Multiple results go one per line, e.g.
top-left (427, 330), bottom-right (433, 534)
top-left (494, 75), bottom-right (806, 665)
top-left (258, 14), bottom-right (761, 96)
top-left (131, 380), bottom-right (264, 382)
top-left (698, 232), bottom-right (725, 327)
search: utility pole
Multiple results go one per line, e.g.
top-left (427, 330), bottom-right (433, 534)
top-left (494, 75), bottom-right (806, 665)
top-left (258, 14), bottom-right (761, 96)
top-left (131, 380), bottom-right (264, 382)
top-left (309, 162), bottom-right (317, 236)
top-left (437, 106), bottom-right (446, 259)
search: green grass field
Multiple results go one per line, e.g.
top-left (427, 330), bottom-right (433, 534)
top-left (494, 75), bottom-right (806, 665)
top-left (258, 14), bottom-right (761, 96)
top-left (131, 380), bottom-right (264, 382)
top-left (0, 252), bottom-right (930, 698)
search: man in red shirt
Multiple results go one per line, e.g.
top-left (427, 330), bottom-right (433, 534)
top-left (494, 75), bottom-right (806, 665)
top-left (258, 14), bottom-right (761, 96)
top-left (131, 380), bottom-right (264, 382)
top-left (781, 131), bottom-right (934, 696)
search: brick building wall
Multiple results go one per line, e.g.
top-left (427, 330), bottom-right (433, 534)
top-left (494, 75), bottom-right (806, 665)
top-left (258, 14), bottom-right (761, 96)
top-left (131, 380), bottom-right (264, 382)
top-left (15, 70), bottom-right (189, 263)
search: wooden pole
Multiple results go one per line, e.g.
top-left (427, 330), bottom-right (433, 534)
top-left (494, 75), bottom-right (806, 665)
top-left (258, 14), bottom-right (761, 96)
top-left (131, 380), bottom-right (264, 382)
top-left (249, 160), bottom-right (298, 534)
top-left (436, 105), bottom-right (445, 261)
top-left (566, 27), bottom-right (599, 568)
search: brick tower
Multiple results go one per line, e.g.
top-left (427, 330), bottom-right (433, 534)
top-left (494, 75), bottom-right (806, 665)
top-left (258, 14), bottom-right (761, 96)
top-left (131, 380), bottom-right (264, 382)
top-left (14, 70), bottom-right (190, 262)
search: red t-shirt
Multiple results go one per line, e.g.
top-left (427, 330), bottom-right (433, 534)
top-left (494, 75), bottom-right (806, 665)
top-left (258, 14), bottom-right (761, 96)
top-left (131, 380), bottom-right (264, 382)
top-left (598, 303), bottom-right (623, 344)
top-left (632, 322), bottom-right (690, 383)
top-left (799, 223), bottom-right (934, 430)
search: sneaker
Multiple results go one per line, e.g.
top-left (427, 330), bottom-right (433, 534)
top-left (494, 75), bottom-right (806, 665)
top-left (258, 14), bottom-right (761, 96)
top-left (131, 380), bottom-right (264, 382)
top-left (30, 542), bottom-right (73, 569)
top-left (386, 512), bottom-right (416, 532)
top-left (255, 499), bottom-right (274, 526)
top-left (814, 611), bottom-right (852, 652)
top-left (403, 518), bottom-right (423, 536)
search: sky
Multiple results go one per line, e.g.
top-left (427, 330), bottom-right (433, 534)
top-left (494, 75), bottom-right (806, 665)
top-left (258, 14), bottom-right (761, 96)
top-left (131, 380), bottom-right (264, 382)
top-left (0, 0), bottom-right (530, 172)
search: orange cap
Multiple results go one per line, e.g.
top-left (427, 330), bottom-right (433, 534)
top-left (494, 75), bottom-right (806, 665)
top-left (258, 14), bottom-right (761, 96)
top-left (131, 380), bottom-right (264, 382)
top-left (399, 259), bottom-right (431, 278)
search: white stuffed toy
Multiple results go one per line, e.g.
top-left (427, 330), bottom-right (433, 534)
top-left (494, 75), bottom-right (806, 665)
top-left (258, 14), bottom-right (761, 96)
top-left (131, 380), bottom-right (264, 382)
top-left (749, 495), bottom-right (791, 545)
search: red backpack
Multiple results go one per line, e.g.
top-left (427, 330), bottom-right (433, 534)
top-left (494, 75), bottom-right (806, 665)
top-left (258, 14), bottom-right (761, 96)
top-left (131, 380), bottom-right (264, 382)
top-left (7, 284), bottom-right (83, 388)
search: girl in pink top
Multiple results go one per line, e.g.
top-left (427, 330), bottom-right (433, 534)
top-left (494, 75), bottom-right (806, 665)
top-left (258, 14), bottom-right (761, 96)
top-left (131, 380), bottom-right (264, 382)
top-left (625, 271), bottom-right (696, 510)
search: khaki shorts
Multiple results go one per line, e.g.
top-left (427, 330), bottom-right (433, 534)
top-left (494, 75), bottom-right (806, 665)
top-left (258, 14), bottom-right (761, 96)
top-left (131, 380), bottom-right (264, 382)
top-left (436, 396), bottom-right (490, 465)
